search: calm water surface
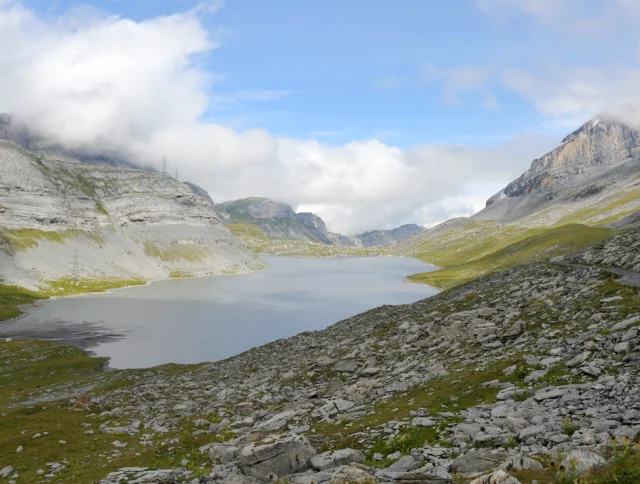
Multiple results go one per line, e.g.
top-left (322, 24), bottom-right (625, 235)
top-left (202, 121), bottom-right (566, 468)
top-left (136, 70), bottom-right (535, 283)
top-left (17, 256), bottom-right (438, 368)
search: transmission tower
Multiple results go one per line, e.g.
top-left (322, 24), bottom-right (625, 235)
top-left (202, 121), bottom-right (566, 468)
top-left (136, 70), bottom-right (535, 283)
top-left (175, 169), bottom-right (179, 181)
top-left (162, 156), bottom-right (167, 174)
top-left (69, 249), bottom-right (80, 286)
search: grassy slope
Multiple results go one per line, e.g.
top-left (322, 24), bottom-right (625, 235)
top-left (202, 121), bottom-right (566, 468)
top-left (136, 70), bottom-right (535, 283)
top-left (399, 178), bottom-right (639, 289)
top-left (228, 223), bottom-right (377, 258)
top-left (0, 284), bottom-right (44, 321)
top-left (408, 224), bottom-right (616, 289)
top-left (0, 340), bottom-right (217, 482)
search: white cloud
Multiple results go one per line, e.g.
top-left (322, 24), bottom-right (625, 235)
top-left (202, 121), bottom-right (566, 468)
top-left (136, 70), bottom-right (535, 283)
top-left (502, 66), bottom-right (640, 127)
top-left (0, 1), bottom-right (559, 234)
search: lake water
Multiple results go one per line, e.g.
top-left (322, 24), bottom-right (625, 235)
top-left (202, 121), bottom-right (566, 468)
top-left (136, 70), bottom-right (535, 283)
top-left (10, 256), bottom-right (438, 368)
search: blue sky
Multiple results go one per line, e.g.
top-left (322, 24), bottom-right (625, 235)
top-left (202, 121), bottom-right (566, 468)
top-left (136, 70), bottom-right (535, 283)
top-left (5, 0), bottom-right (640, 232)
top-left (21, 0), bottom-right (579, 146)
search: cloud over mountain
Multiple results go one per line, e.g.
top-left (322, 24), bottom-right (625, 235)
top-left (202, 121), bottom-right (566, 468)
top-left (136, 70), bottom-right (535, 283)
top-left (0, 0), bottom-right (564, 233)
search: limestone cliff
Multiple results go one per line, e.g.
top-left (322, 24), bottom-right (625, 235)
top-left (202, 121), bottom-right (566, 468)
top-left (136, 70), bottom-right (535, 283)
top-left (0, 140), bottom-right (262, 290)
top-left (476, 114), bottom-right (640, 222)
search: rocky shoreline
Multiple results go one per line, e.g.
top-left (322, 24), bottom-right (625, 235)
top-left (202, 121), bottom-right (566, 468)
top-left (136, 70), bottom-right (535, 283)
top-left (1, 229), bottom-right (639, 483)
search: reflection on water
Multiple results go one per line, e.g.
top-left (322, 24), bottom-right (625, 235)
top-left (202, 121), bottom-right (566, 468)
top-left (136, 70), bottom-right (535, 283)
top-left (17, 256), bottom-right (438, 368)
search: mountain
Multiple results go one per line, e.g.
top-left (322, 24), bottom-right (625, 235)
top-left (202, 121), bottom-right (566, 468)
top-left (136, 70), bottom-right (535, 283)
top-left (475, 114), bottom-right (640, 223)
top-left (218, 198), bottom-right (334, 244)
top-left (218, 197), bottom-right (425, 248)
top-left (0, 140), bottom-right (262, 291)
top-left (392, 113), bottom-right (640, 288)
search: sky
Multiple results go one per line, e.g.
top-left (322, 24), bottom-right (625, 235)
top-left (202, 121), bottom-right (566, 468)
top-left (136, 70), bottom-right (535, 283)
top-left (2, 0), bottom-right (640, 234)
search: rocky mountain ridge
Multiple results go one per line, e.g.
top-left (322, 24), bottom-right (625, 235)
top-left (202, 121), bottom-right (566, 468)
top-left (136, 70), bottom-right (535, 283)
top-left (218, 197), bottom-right (424, 248)
top-left (475, 114), bottom-right (640, 223)
top-left (0, 140), bottom-right (262, 290)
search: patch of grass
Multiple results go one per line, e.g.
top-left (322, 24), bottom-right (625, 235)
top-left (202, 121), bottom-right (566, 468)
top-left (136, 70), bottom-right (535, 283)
top-left (227, 223), bottom-right (267, 240)
top-left (409, 224), bottom-right (616, 289)
top-left (40, 277), bottom-right (146, 296)
top-left (1, 228), bottom-right (105, 251)
top-left (556, 188), bottom-right (640, 227)
top-left (562, 416), bottom-right (579, 436)
top-left (0, 284), bottom-right (45, 321)
top-left (0, 338), bottom-right (219, 482)
top-left (96, 202), bottom-right (109, 216)
top-left (143, 241), bottom-right (211, 263)
top-left (367, 426), bottom-right (440, 462)
top-left (0, 339), bottom-right (109, 406)
top-left (169, 269), bottom-right (193, 278)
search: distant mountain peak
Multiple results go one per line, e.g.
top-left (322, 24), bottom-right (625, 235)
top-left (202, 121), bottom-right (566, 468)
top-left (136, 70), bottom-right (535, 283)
top-left (492, 113), bottom-right (639, 202)
top-left (218, 196), bottom-right (424, 247)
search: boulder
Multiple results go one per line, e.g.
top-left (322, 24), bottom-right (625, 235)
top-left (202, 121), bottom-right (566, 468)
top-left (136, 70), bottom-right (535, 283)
top-left (209, 443), bottom-right (240, 464)
top-left (0, 466), bottom-right (14, 478)
top-left (254, 410), bottom-right (298, 432)
top-left (500, 454), bottom-right (543, 471)
top-left (221, 474), bottom-right (261, 484)
top-left (560, 450), bottom-right (606, 476)
top-left (470, 469), bottom-right (521, 484)
top-left (452, 450), bottom-right (511, 476)
top-left (331, 465), bottom-right (375, 483)
top-left (310, 448), bottom-right (365, 471)
top-left (238, 436), bottom-right (316, 481)
top-left (334, 360), bottom-right (359, 373)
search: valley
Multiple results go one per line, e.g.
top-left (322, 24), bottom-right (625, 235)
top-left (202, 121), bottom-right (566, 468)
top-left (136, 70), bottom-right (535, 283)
top-left (0, 114), bottom-right (639, 483)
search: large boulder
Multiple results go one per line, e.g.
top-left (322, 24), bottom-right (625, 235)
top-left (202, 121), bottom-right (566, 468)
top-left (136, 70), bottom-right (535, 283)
top-left (310, 448), bottom-right (365, 471)
top-left (452, 450), bottom-right (511, 477)
top-left (560, 450), bottom-right (606, 476)
top-left (470, 469), bottom-right (521, 484)
top-left (238, 436), bottom-right (316, 481)
top-left (209, 443), bottom-right (240, 464)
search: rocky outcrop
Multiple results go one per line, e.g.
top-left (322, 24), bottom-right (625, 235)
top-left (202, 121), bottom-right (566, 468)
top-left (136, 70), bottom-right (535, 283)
top-left (475, 114), bottom-right (640, 222)
top-left (0, 140), bottom-right (262, 289)
top-left (295, 212), bottom-right (328, 234)
top-left (184, 182), bottom-right (215, 208)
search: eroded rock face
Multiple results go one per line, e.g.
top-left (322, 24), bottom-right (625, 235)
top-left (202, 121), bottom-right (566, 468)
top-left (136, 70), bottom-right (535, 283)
top-left (0, 140), bottom-right (262, 288)
top-left (476, 114), bottom-right (640, 222)
top-left (502, 116), bottom-right (639, 199)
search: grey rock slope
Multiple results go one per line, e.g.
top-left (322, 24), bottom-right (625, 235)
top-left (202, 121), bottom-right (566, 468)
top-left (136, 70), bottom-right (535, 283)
top-left (218, 197), bottom-right (424, 247)
top-left (23, 228), bottom-right (640, 483)
top-left (475, 114), bottom-right (640, 222)
top-left (0, 140), bottom-right (262, 290)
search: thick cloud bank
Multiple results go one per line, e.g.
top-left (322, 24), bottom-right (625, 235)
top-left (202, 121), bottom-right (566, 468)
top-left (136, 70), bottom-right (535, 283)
top-left (0, 0), bottom-right (558, 234)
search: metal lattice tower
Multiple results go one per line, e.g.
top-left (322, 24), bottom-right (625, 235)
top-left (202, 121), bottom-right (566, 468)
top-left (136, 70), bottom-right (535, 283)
top-left (69, 249), bottom-right (80, 286)
top-left (163, 156), bottom-right (167, 174)
top-left (175, 169), bottom-right (179, 181)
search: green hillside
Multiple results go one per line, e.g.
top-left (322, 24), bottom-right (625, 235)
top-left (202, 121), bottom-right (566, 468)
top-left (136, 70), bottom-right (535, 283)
top-left (408, 224), bottom-right (616, 289)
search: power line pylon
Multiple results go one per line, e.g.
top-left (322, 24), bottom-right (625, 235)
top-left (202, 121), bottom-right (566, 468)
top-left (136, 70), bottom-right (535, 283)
top-left (69, 249), bottom-right (80, 286)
